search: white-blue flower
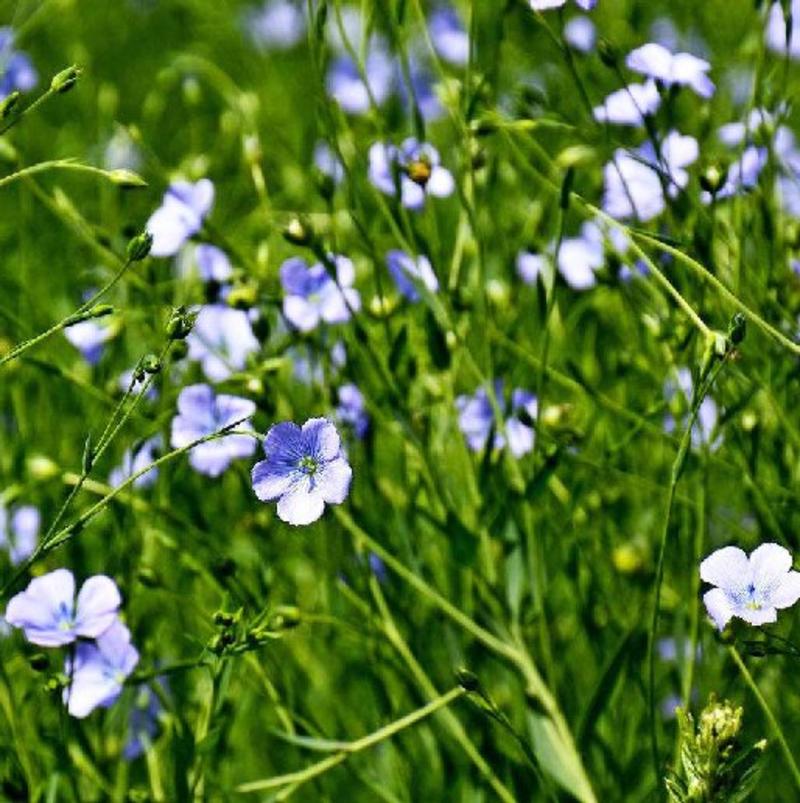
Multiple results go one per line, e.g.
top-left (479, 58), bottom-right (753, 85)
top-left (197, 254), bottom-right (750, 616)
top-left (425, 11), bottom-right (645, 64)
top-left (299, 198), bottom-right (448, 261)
top-left (700, 543), bottom-right (800, 630)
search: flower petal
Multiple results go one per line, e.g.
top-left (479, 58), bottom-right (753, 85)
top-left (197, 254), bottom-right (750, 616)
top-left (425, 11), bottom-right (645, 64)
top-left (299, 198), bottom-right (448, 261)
top-left (5, 569), bottom-right (76, 646)
top-left (772, 570), bottom-right (800, 610)
top-left (75, 576), bottom-right (121, 639)
top-left (302, 418), bottom-right (342, 462)
top-left (316, 457), bottom-right (353, 504)
top-left (703, 588), bottom-right (734, 631)
top-left (699, 546), bottom-right (749, 591)
top-left (252, 459), bottom-right (298, 501)
top-left (276, 477), bottom-right (326, 526)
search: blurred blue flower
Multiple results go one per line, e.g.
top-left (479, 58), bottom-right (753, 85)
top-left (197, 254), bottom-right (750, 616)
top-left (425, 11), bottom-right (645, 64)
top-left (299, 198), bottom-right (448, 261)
top-left (368, 552), bottom-right (387, 582)
top-left (109, 435), bottom-right (162, 490)
top-left (124, 684), bottom-right (164, 760)
top-left (565, 16), bottom-right (596, 52)
top-left (336, 383), bottom-right (369, 439)
top-left (603, 131), bottom-right (698, 221)
top-left (146, 179), bottom-right (215, 257)
top-left (289, 340), bottom-right (347, 386)
top-left (0, 28), bottom-right (37, 99)
top-left (767, 0), bottom-right (800, 58)
top-left (626, 43), bottom-right (715, 99)
top-left (314, 141), bottom-right (345, 185)
top-left (664, 367), bottom-right (720, 450)
top-left (386, 249), bottom-right (439, 301)
top-left (280, 255), bottom-right (361, 333)
top-left (593, 81), bottom-right (661, 126)
top-left (711, 146), bottom-right (767, 201)
top-left (64, 318), bottom-right (115, 365)
top-left (405, 59), bottom-right (444, 122)
top-left (369, 139), bottom-right (455, 210)
top-left (559, 220), bottom-right (630, 289)
top-left (0, 504), bottom-right (39, 565)
top-left (245, 0), bottom-right (306, 50)
top-left (194, 244), bottom-right (234, 283)
top-left (170, 384), bottom-right (257, 477)
top-left (64, 620), bottom-right (139, 719)
top-left (429, 7), bottom-right (469, 66)
top-left (103, 128), bottom-right (141, 172)
top-left (326, 51), bottom-right (394, 114)
top-left (516, 251), bottom-right (546, 285)
top-left (5, 569), bottom-right (121, 647)
top-left (529, 0), bottom-right (597, 10)
top-left (701, 543), bottom-right (800, 630)
top-left (252, 418), bottom-right (352, 526)
top-left (456, 381), bottom-right (538, 458)
top-left (187, 304), bottom-right (260, 382)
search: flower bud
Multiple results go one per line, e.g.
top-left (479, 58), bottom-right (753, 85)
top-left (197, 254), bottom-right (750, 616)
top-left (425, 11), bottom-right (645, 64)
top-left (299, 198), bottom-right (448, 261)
top-left (283, 216), bottom-right (313, 246)
top-left (141, 354), bottom-right (162, 375)
top-left (127, 231), bottom-right (153, 262)
top-left (27, 454), bottom-right (60, 480)
top-left (50, 65), bottom-right (81, 94)
top-left (109, 169), bottom-right (147, 189)
top-left (455, 668), bottom-right (481, 692)
top-left (166, 306), bottom-right (197, 340)
top-left (170, 340), bottom-right (189, 361)
top-left (0, 91), bottom-right (20, 120)
top-left (699, 164), bottom-right (727, 195)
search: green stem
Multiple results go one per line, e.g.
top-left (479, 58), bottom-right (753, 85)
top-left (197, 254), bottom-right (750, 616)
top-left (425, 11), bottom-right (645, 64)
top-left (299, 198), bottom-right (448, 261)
top-left (235, 687), bottom-right (466, 794)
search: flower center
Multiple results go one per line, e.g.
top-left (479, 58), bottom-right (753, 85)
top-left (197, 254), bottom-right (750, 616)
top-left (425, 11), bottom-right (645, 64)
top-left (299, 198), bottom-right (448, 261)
top-left (406, 159), bottom-right (432, 187)
top-left (57, 601), bottom-right (75, 631)
top-left (298, 455), bottom-right (319, 475)
top-left (745, 583), bottom-right (762, 611)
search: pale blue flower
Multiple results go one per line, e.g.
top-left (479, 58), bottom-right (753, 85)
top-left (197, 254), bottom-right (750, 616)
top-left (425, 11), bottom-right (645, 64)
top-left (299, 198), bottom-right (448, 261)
top-left (386, 250), bottom-right (439, 301)
top-left (369, 139), bottom-right (455, 210)
top-left (336, 384), bottom-right (369, 439)
top-left (529, 0), bottom-right (597, 10)
top-left (124, 684), bottom-right (164, 760)
top-left (146, 179), bottom-right (215, 257)
top-left (626, 43), bottom-right (715, 99)
top-left (0, 28), bottom-right (37, 99)
top-left (194, 245), bottom-right (233, 283)
top-left (516, 251), bottom-right (546, 285)
top-left (281, 256), bottom-right (361, 333)
top-left (109, 436), bottom-right (162, 490)
top-left (314, 141), bottom-right (345, 185)
top-left (170, 384), bottom-right (257, 477)
top-left (64, 620), bottom-right (139, 718)
top-left (593, 80), bottom-right (661, 126)
top-left (252, 418), bottom-right (352, 526)
top-left (5, 569), bottom-right (121, 647)
top-left (0, 504), bottom-right (39, 565)
top-left (326, 50), bottom-right (394, 114)
top-left (767, 0), bottom-right (800, 58)
top-left (456, 381), bottom-right (538, 458)
top-left (565, 16), bottom-right (596, 52)
top-left (64, 318), bottom-right (115, 365)
top-left (664, 368), bottom-right (720, 450)
top-left (701, 543), bottom-right (800, 630)
top-left (246, 0), bottom-right (306, 49)
top-left (429, 7), bottom-right (469, 66)
top-left (187, 304), bottom-right (260, 382)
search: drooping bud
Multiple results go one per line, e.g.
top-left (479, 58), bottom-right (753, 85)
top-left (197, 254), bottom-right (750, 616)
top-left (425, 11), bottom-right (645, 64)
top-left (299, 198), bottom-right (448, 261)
top-left (50, 65), bottom-right (81, 94)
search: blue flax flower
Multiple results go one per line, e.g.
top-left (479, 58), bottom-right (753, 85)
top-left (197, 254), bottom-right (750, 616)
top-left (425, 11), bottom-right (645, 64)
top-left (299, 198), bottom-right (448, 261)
top-left (767, 0), bottom-right (800, 58)
top-left (0, 504), bottom-right (39, 565)
top-left (336, 384), bottom-right (369, 439)
top-left (593, 81), bottom-right (661, 126)
top-left (109, 435), bottom-right (162, 490)
top-left (530, 0), bottom-right (596, 10)
top-left (429, 7), bottom-right (469, 66)
top-left (5, 569), bottom-right (121, 647)
top-left (386, 250), bottom-right (439, 301)
top-left (187, 304), bottom-right (260, 382)
top-left (625, 43), bottom-right (715, 99)
top-left (170, 384), bottom-right (257, 477)
top-left (280, 256), bottom-right (361, 333)
top-left (701, 543), bottom-right (800, 630)
top-left (64, 620), bottom-right (140, 719)
top-left (124, 684), bottom-right (165, 759)
top-left (456, 382), bottom-right (538, 458)
top-left (252, 418), bottom-right (352, 526)
top-left (194, 244), bottom-right (234, 283)
top-left (64, 317), bottom-right (116, 365)
top-left (146, 179), bottom-right (215, 257)
top-left (326, 51), bottom-right (394, 115)
top-left (369, 139), bottom-right (455, 210)
top-left (0, 28), bottom-right (37, 99)
top-left (245, 0), bottom-right (306, 50)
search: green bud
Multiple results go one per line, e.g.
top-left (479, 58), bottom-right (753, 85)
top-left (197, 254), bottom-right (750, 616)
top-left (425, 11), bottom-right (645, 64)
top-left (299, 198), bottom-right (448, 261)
top-left (50, 65), bottom-right (81, 94)
top-left (127, 231), bottom-right (153, 262)
top-left (170, 340), bottom-right (189, 361)
top-left (699, 164), bottom-right (727, 195)
top-left (283, 216), bottom-right (313, 246)
top-left (455, 668), bottom-right (481, 693)
top-left (213, 611), bottom-right (235, 627)
top-left (727, 312), bottom-right (747, 346)
top-left (166, 306), bottom-right (197, 340)
top-left (0, 91), bottom-right (20, 120)
top-left (141, 354), bottom-right (162, 375)
top-left (109, 169), bottom-right (147, 189)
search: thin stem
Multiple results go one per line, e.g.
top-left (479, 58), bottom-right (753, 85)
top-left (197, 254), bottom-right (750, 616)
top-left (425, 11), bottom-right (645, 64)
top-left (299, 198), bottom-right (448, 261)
top-left (0, 159), bottom-right (138, 191)
top-left (235, 687), bottom-right (466, 794)
top-left (729, 645), bottom-right (800, 790)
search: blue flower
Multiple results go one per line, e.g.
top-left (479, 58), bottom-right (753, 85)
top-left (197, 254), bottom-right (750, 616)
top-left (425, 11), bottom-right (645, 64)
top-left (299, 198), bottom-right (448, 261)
top-left (124, 684), bottom-right (165, 760)
top-left (701, 543), bottom-right (800, 630)
top-left (289, 341), bottom-right (347, 386)
top-left (146, 179), bottom-right (215, 258)
top-left (529, 0), bottom-right (597, 12)
top-left (663, 368), bottom-right (720, 450)
top-left (326, 51), bottom-right (394, 115)
top-left (0, 504), bottom-right (39, 565)
top-left (565, 16), bottom-right (596, 52)
top-left (593, 81), bottom-right (661, 126)
top-left (194, 244), bottom-right (234, 283)
top-left (109, 435), bottom-right (162, 490)
top-left (64, 620), bottom-right (139, 719)
top-left (245, 0), bottom-right (306, 50)
top-left (64, 317), bottom-right (116, 365)
top-left (456, 382), bottom-right (538, 458)
top-left (314, 141), bottom-right (345, 185)
top-left (280, 256), bottom-right (361, 333)
top-left (626, 43), bottom-right (715, 99)
top-left (429, 7), bottom-right (469, 66)
top-left (386, 250), bottom-right (439, 301)
top-left (0, 28), bottom-right (37, 99)
top-left (187, 304), bottom-right (260, 382)
top-left (5, 569), bottom-right (121, 647)
top-left (336, 384), bottom-right (369, 439)
top-left (767, 0), bottom-right (800, 59)
top-left (252, 418), bottom-right (352, 526)
top-left (369, 139), bottom-right (455, 210)
top-left (170, 384), bottom-right (257, 477)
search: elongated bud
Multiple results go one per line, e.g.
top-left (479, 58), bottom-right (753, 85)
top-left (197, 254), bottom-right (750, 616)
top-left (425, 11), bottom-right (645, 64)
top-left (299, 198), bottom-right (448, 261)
top-left (50, 65), bottom-right (81, 94)
top-left (67, 304), bottom-right (114, 326)
top-left (141, 354), bottom-right (162, 375)
top-left (455, 668), bottom-right (481, 693)
top-left (81, 434), bottom-right (94, 473)
top-left (268, 606), bottom-right (302, 630)
top-left (127, 231), bottom-right (153, 262)
top-left (109, 169), bottom-right (147, 189)
top-left (166, 306), bottom-right (197, 340)
top-left (0, 91), bottom-right (20, 119)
